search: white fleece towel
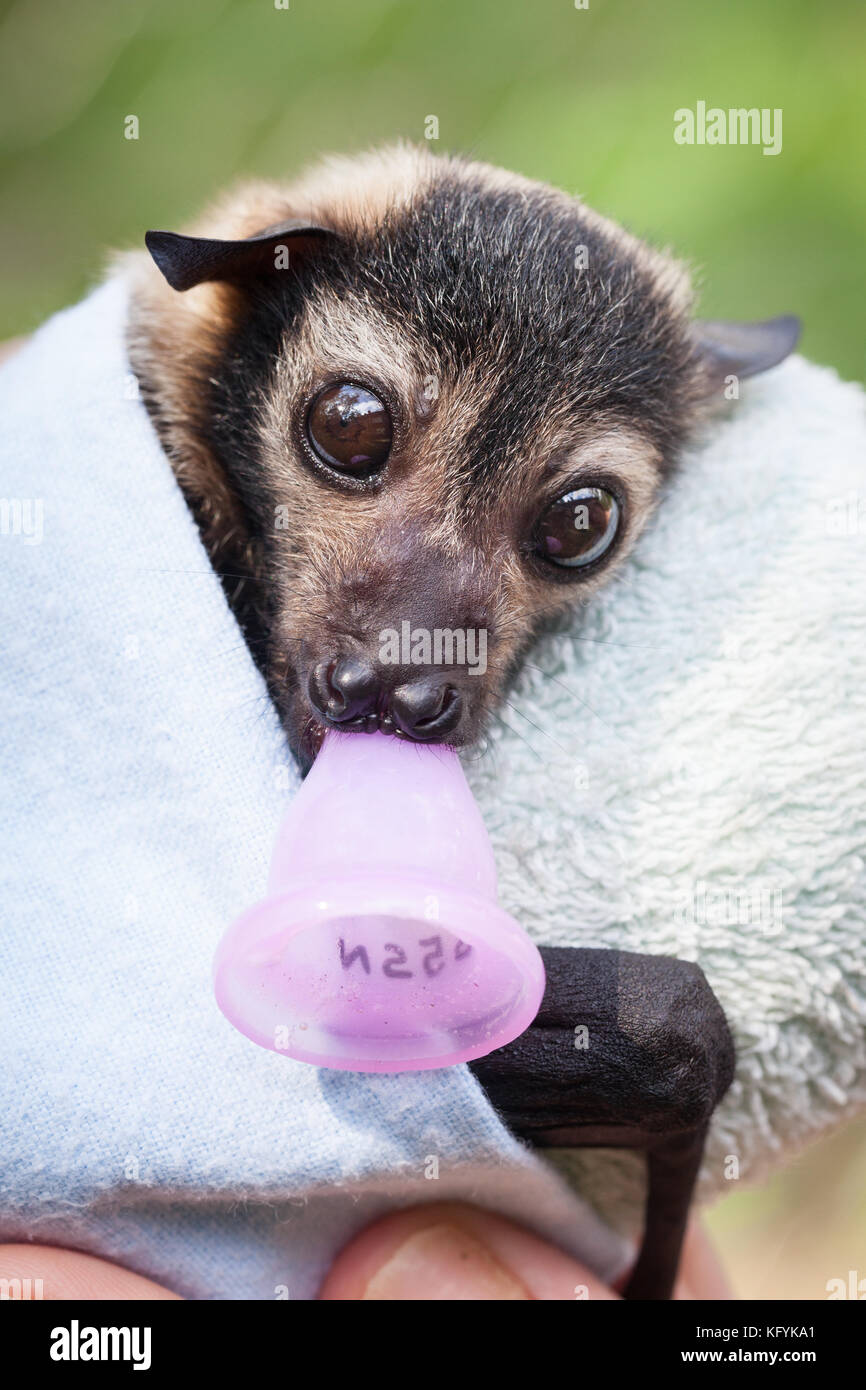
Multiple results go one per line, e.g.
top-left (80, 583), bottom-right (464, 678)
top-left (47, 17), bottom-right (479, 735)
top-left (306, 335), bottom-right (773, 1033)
top-left (2, 275), bottom-right (865, 1292)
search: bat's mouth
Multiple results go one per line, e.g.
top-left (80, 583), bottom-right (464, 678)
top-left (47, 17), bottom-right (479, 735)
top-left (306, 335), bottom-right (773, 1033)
top-left (311, 689), bottom-right (462, 740)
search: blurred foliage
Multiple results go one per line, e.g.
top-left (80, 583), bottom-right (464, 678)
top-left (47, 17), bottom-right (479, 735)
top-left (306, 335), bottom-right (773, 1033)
top-left (707, 1117), bottom-right (866, 1300)
top-left (0, 0), bottom-right (863, 377)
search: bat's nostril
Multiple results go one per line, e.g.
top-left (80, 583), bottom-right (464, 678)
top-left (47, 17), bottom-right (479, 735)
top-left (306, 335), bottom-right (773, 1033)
top-left (308, 656), bottom-right (380, 723)
top-left (390, 680), bottom-right (462, 741)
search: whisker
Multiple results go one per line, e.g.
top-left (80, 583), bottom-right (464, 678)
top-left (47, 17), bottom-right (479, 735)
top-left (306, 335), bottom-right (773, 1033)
top-left (522, 662), bottom-right (616, 735)
top-left (201, 641), bottom-right (255, 664)
top-left (125, 567), bottom-right (254, 580)
top-left (503, 698), bottom-right (571, 757)
top-left (564, 633), bottom-right (659, 651)
top-left (490, 709), bottom-right (544, 764)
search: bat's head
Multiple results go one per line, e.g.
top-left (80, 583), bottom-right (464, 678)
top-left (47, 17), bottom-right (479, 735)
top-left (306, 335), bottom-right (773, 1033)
top-left (129, 145), bottom-right (799, 764)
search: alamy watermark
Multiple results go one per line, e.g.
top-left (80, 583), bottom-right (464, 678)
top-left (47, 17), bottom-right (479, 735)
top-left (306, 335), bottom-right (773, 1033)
top-left (826, 491), bottom-right (866, 536)
top-left (379, 621), bottom-right (487, 675)
top-left (50, 1323), bottom-right (151, 1370)
top-left (674, 102), bottom-right (782, 156)
top-left (826, 1270), bottom-right (865, 1299)
top-left (1, 497), bottom-right (43, 545)
top-left (675, 879), bottom-right (784, 933)
top-left (1, 1276), bottom-right (44, 1299)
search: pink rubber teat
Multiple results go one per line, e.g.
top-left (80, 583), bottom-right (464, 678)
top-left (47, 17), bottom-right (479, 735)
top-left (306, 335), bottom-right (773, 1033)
top-left (213, 731), bottom-right (546, 1071)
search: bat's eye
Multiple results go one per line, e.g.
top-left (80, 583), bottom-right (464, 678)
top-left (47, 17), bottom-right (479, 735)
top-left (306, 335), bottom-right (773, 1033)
top-left (534, 487), bottom-right (620, 570)
top-left (306, 383), bottom-right (392, 475)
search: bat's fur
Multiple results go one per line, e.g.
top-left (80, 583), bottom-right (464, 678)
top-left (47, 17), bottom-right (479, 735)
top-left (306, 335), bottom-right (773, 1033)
top-left (126, 144), bottom-right (793, 765)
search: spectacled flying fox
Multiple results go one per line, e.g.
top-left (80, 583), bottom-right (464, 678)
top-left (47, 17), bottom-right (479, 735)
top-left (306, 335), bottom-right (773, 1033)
top-left (127, 144), bottom-right (799, 766)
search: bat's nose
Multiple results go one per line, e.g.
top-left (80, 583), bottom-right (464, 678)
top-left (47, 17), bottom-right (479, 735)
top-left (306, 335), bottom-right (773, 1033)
top-left (307, 656), bottom-right (462, 742)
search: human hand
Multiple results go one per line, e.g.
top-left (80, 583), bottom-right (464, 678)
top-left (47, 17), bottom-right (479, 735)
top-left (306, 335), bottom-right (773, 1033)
top-left (0, 1206), bottom-right (729, 1300)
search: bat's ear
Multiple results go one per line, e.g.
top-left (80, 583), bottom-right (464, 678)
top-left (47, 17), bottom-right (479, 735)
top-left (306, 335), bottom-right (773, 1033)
top-left (144, 219), bottom-right (336, 292)
top-left (692, 314), bottom-right (801, 392)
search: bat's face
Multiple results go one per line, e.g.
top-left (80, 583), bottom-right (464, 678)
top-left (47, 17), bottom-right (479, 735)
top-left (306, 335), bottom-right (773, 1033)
top-left (129, 146), bottom-right (798, 765)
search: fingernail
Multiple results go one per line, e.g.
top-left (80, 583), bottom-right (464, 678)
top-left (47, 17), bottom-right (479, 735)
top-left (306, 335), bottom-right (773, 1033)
top-left (361, 1222), bottom-right (530, 1301)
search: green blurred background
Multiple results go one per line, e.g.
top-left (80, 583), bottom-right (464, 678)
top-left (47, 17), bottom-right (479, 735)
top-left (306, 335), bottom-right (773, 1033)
top-left (0, 0), bottom-right (864, 379)
top-left (2, 0), bottom-right (864, 1297)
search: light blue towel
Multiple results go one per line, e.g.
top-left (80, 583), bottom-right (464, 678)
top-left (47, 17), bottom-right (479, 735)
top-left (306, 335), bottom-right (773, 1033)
top-left (0, 280), bottom-right (627, 1299)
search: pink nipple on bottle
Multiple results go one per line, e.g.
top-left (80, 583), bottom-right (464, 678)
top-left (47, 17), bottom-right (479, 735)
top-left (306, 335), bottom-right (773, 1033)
top-left (213, 731), bottom-right (545, 1071)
